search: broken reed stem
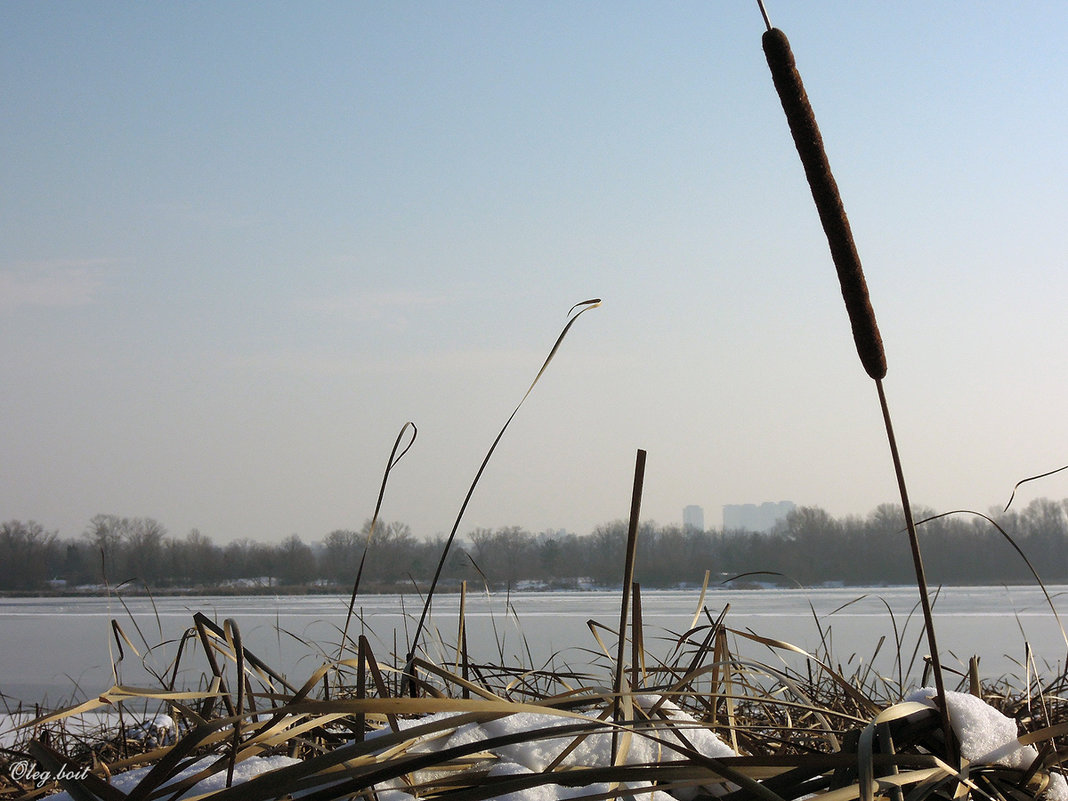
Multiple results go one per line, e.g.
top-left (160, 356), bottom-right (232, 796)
top-left (194, 614), bottom-right (234, 718)
top-left (632, 582), bottom-right (644, 693)
top-left (194, 612), bottom-right (298, 695)
top-left (459, 580), bottom-right (470, 700)
top-left (355, 636), bottom-right (367, 741)
top-left (224, 619), bottom-right (244, 788)
top-left (612, 449), bottom-right (647, 761)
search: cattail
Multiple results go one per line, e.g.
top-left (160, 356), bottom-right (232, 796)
top-left (762, 16), bottom-right (954, 761)
top-left (762, 27), bottom-right (886, 381)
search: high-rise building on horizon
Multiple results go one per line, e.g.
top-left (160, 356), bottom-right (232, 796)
top-left (683, 505), bottom-right (705, 532)
top-left (722, 501), bottom-right (795, 532)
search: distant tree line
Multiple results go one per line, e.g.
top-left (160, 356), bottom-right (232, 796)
top-left (2, 498), bottom-right (1068, 593)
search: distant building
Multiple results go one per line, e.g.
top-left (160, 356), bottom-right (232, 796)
top-left (722, 501), bottom-right (796, 532)
top-left (682, 505), bottom-right (705, 532)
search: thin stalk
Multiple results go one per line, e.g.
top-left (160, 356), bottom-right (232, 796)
top-left (402, 299), bottom-right (601, 693)
top-left (338, 422), bottom-right (417, 664)
top-left (194, 615), bottom-right (235, 718)
top-left (355, 635), bottom-right (366, 741)
top-left (612, 448), bottom-right (646, 761)
top-left (632, 582), bottom-right (644, 692)
top-left (459, 581), bottom-right (470, 700)
top-left (224, 619), bottom-right (243, 789)
top-left (876, 379), bottom-right (953, 761)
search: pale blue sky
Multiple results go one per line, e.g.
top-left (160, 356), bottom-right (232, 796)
top-left (3, 2), bottom-right (1065, 544)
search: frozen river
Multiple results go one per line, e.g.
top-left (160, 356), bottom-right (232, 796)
top-left (2, 585), bottom-right (1067, 706)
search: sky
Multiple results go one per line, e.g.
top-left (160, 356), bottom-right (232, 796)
top-left (2, 2), bottom-right (1066, 545)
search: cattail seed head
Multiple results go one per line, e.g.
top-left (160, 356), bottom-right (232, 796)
top-left (762, 27), bottom-right (887, 381)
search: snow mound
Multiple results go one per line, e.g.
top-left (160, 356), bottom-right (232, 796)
top-left (374, 696), bottom-right (737, 800)
top-left (907, 688), bottom-right (1067, 801)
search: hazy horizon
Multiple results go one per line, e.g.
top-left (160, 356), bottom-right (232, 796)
top-left (10, 492), bottom-right (1068, 547)
top-left (3, 3), bottom-right (1066, 545)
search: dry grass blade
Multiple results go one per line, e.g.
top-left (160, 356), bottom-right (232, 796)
top-left (914, 510), bottom-right (1068, 654)
top-left (403, 299), bottom-right (601, 688)
top-left (1004, 465), bottom-right (1068, 512)
top-left (339, 421), bottom-right (418, 663)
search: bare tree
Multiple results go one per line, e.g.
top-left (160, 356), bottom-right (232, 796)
top-left (277, 534), bottom-right (316, 586)
top-left (0, 520), bottom-right (59, 590)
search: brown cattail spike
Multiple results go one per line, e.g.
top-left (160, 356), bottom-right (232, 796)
top-left (762, 27), bottom-right (887, 381)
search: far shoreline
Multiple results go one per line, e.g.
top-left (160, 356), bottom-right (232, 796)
top-left (0, 579), bottom-right (1053, 599)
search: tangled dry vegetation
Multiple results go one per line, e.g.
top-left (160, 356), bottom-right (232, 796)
top-left (3, 587), bottom-right (1068, 801)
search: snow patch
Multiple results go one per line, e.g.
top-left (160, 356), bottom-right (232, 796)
top-left (907, 688), bottom-right (1067, 801)
top-left (44, 754), bottom-right (301, 801)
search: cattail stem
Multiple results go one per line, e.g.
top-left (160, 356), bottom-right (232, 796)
top-left (756, 0), bottom-right (773, 32)
top-left (876, 379), bottom-right (956, 762)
